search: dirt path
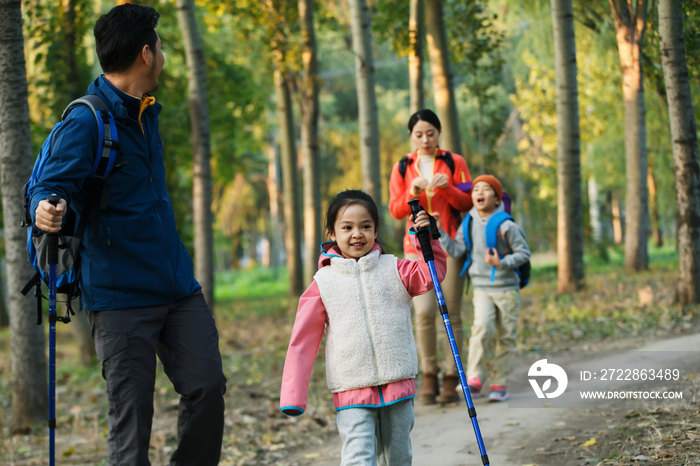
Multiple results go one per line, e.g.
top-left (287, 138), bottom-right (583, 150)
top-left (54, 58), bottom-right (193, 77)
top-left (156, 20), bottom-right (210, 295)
top-left (283, 332), bottom-right (700, 465)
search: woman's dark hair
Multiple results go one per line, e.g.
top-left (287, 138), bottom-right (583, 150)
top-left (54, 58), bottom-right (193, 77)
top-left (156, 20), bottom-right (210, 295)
top-left (325, 190), bottom-right (382, 238)
top-left (94, 4), bottom-right (160, 74)
top-left (408, 109), bottom-right (442, 133)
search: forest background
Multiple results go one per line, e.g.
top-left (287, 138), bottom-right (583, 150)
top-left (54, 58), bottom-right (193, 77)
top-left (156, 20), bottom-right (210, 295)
top-left (19, 0), bottom-right (697, 276)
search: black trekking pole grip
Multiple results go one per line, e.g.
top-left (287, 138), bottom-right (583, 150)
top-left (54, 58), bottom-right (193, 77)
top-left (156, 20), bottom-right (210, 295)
top-left (47, 194), bottom-right (60, 266)
top-left (408, 199), bottom-right (434, 263)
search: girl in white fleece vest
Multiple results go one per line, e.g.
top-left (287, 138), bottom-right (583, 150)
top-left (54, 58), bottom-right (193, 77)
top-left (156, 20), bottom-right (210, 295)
top-left (280, 190), bottom-right (447, 466)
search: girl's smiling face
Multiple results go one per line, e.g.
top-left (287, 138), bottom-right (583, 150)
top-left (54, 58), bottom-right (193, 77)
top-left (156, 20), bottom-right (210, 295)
top-left (472, 181), bottom-right (500, 215)
top-left (329, 204), bottom-right (378, 260)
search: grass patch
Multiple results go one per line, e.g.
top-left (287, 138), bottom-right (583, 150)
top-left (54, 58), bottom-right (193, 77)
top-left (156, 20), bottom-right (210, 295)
top-left (215, 266), bottom-right (289, 302)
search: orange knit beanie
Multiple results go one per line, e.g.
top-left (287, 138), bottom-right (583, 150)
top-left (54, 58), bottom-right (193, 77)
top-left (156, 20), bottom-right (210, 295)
top-left (471, 175), bottom-right (503, 200)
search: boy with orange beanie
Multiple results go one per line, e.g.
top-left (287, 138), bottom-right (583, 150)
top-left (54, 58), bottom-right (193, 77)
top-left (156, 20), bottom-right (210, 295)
top-left (438, 174), bottom-right (530, 402)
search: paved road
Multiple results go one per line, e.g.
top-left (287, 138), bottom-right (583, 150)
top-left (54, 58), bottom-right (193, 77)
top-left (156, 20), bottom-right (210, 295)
top-left (285, 332), bottom-right (700, 465)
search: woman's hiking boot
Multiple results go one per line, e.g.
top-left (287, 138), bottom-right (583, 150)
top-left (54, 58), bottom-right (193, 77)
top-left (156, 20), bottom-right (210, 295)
top-left (419, 372), bottom-right (439, 405)
top-left (437, 375), bottom-right (460, 403)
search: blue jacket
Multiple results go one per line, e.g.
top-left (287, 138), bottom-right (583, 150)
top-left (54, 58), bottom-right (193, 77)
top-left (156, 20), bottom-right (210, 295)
top-left (30, 76), bottom-right (200, 311)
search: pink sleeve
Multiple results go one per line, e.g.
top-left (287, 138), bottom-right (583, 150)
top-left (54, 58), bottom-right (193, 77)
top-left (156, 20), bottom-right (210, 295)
top-left (280, 281), bottom-right (327, 416)
top-left (397, 233), bottom-right (448, 297)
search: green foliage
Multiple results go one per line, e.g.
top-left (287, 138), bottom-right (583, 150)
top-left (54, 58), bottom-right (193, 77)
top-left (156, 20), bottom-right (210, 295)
top-left (372, 0), bottom-right (411, 56)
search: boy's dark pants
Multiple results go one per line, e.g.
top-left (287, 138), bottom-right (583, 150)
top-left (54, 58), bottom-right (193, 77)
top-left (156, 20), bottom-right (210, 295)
top-left (87, 290), bottom-right (227, 466)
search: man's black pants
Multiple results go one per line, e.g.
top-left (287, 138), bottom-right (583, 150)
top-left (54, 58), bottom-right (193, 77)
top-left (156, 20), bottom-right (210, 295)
top-left (88, 290), bottom-right (226, 466)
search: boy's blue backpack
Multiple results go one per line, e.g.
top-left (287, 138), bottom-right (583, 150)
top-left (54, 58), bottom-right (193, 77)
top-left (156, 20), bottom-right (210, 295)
top-left (20, 95), bottom-right (124, 324)
top-left (459, 211), bottom-right (531, 289)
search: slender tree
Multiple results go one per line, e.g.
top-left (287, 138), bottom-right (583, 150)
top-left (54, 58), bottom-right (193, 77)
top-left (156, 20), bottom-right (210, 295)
top-left (588, 178), bottom-right (604, 243)
top-left (647, 165), bottom-right (663, 247)
top-left (551, 0), bottom-right (585, 292)
top-left (609, 0), bottom-right (649, 271)
top-left (0, 0), bottom-right (48, 427)
top-left (299, 0), bottom-right (321, 287)
top-left (274, 54), bottom-right (303, 296)
top-left (177, 0), bottom-right (215, 311)
top-left (659, 0), bottom-right (700, 304)
top-left (409, 0), bottom-right (425, 114)
top-left (424, 0), bottom-right (461, 156)
top-left (349, 0), bottom-right (382, 206)
top-left (0, 287), bottom-right (8, 328)
top-left (266, 140), bottom-right (284, 269)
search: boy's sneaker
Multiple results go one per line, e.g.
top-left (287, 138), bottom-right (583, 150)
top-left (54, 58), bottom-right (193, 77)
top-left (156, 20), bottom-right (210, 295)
top-left (467, 376), bottom-right (482, 399)
top-left (488, 385), bottom-right (508, 402)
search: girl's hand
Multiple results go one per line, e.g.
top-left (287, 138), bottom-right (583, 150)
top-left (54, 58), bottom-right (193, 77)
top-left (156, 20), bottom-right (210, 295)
top-left (431, 173), bottom-right (449, 189)
top-left (410, 177), bottom-right (429, 196)
top-left (413, 210), bottom-right (431, 230)
top-left (485, 249), bottom-right (501, 267)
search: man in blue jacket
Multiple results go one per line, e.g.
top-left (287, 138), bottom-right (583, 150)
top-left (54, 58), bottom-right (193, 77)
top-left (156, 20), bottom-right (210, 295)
top-left (31, 4), bottom-right (226, 465)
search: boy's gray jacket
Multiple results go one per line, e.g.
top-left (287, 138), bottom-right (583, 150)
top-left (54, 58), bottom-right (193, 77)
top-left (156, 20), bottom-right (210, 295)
top-left (440, 206), bottom-right (531, 291)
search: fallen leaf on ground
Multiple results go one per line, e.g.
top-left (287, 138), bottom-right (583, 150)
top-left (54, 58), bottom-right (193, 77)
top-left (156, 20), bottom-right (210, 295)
top-left (582, 438), bottom-right (597, 447)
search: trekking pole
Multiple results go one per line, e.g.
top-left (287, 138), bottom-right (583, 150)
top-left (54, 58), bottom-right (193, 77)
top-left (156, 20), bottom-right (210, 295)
top-left (46, 193), bottom-right (60, 466)
top-left (408, 199), bottom-right (490, 466)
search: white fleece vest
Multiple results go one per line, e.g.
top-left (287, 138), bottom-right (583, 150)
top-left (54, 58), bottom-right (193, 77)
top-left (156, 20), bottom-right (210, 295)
top-left (314, 249), bottom-right (418, 393)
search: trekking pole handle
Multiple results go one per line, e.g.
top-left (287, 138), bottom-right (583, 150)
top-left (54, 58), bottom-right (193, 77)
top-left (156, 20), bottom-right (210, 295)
top-left (47, 194), bottom-right (60, 266)
top-left (408, 199), bottom-right (434, 263)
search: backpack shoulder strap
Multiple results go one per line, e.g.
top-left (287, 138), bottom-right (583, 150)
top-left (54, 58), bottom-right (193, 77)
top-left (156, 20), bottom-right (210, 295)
top-left (485, 212), bottom-right (513, 282)
top-left (459, 213), bottom-right (473, 277)
top-left (462, 213), bottom-right (473, 252)
top-left (399, 156), bottom-right (409, 179)
top-left (436, 151), bottom-right (455, 175)
top-left (64, 95), bottom-right (121, 242)
top-left (485, 212), bottom-right (514, 251)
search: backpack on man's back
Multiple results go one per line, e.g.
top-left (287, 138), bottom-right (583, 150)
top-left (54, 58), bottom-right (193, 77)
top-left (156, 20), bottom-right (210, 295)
top-left (20, 95), bottom-right (125, 323)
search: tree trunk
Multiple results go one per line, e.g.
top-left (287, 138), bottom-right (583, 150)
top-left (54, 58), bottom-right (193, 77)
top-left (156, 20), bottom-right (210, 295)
top-left (177, 0), bottom-right (214, 311)
top-left (477, 97), bottom-right (485, 174)
top-left (299, 0), bottom-right (321, 287)
top-left (0, 280), bottom-right (8, 328)
top-left (409, 0), bottom-right (425, 114)
top-left (70, 307), bottom-right (95, 365)
top-left (266, 141), bottom-right (284, 270)
top-left (588, 178), bottom-right (604, 243)
top-left (609, 0), bottom-right (649, 271)
top-left (612, 193), bottom-right (624, 245)
top-left (63, 0), bottom-right (80, 99)
top-left (659, 0), bottom-right (700, 305)
top-left (425, 0), bottom-right (462, 156)
top-left (274, 67), bottom-right (304, 296)
top-left (0, 0), bottom-right (48, 427)
top-left (551, 0), bottom-right (585, 292)
top-left (349, 0), bottom-right (382, 206)
top-left (647, 165), bottom-right (663, 247)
